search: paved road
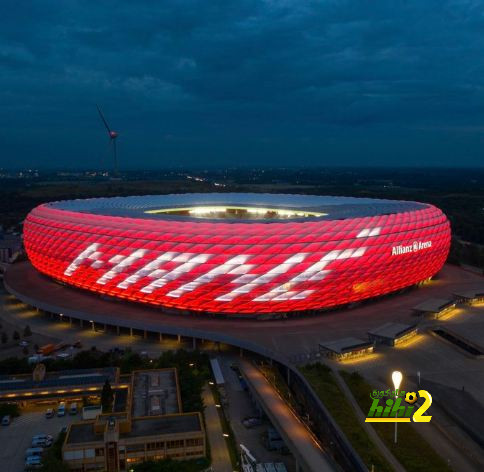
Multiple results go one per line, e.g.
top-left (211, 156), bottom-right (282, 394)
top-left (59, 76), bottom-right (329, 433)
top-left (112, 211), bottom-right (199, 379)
top-left (0, 411), bottom-right (75, 472)
top-left (202, 385), bottom-right (233, 472)
top-left (6, 262), bottom-right (484, 363)
top-left (239, 360), bottom-right (336, 472)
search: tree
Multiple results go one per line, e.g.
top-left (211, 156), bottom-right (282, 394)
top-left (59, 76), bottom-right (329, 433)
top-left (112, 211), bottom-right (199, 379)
top-left (13, 331), bottom-right (20, 341)
top-left (40, 432), bottom-right (70, 472)
top-left (101, 379), bottom-right (114, 412)
top-left (1, 332), bottom-right (7, 344)
top-left (23, 325), bottom-right (32, 337)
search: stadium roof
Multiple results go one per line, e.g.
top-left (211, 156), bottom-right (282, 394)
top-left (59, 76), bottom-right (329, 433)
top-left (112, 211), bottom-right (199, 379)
top-left (47, 193), bottom-right (426, 223)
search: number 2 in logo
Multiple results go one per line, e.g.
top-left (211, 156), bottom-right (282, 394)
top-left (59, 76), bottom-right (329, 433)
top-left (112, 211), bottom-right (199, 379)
top-left (413, 390), bottom-right (432, 423)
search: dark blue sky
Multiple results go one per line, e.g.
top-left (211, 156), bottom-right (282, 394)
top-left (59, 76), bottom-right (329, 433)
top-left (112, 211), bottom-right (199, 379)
top-left (1, 0), bottom-right (484, 169)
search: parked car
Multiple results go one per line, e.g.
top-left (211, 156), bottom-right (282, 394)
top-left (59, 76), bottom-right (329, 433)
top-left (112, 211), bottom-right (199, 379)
top-left (45, 408), bottom-right (54, 418)
top-left (69, 402), bottom-right (78, 415)
top-left (31, 437), bottom-right (52, 448)
top-left (25, 455), bottom-right (42, 470)
top-left (1, 415), bottom-right (11, 426)
top-left (73, 340), bottom-right (82, 348)
top-left (57, 402), bottom-right (66, 417)
top-left (242, 417), bottom-right (262, 428)
top-left (32, 434), bottom-right (53, 442)
top-left (25, 447), bottom-right (43, 459)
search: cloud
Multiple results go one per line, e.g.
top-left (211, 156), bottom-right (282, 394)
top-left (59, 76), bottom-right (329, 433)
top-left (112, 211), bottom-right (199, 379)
top-left (0, 0), bottom-right (484, 167)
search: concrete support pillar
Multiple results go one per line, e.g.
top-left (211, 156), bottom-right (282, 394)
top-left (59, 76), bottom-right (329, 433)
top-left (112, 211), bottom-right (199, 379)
top-left (130, 328), bottom-right (133, 337)
top-left (177, 334), bottom-right (181, 343)
top-left (116, 325), bottom-right (120, 336)
top-left (192, 338), bottom-right (197, 350)
top-left (143, 330), bottom-right (147, 340)
top-left (104, 324), bottom-right (107, 333)
top-left (80, 319), bottom-right (84, 328)
top-left (239, 347), bottom-right (244, 358)
top-left (295, 459), bottom-right (300, 472)
top-left (159, 333), bottom-right (163, 342)
top-left (69, 317), bottom-right (73, 326)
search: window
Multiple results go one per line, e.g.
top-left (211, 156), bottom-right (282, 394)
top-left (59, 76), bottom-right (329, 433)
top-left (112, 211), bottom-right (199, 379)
top-left (126, 443), bottom-right (145, 453)
top-left (186, 438), bottom-right (203, 447)
top-left (147, 441), bottom-right (164, 451)
top-left (167, 440), bottom-right (184, 449)
top-left (95, 448), bottom-right (104, 457)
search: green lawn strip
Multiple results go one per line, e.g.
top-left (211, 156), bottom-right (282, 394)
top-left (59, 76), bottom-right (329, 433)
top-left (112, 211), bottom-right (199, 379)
top-left (340, 370), bottom-right (452, 472)
top-left (300, 364), bottom-right (393, 472)
top-left (209, 384), bottom-right (240, 470)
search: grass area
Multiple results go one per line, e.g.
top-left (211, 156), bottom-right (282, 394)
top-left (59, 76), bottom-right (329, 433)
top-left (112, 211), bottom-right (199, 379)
top-left (209, 384), bottom-right (240, 471)
top-left (340, 370), bottom-right (453, 472)
top-left (300, 363), bottom-right (393, 472)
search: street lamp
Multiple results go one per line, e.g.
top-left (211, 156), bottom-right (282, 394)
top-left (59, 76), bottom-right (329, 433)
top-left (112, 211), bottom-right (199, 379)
top-left (392, 371), bottom-right (403, 444)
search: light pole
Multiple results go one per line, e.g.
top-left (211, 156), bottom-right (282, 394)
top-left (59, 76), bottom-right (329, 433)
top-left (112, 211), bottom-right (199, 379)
top-left (392, 371), bottom-right (403, 444)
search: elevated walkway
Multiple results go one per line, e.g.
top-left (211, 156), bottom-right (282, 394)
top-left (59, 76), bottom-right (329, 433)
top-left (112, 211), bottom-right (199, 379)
top-left (239, 360), bottom-right (336, 472)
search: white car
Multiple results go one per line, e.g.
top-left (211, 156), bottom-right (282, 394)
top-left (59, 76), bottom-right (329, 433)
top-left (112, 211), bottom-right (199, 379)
top-left (31, 436), bottom-right (53, 448)
top-left (32, 434), bottom-right (53, 442)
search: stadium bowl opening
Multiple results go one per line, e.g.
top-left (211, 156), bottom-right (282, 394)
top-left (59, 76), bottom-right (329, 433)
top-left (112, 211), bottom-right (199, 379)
top-left (22, 193), bottom-right (451, 317)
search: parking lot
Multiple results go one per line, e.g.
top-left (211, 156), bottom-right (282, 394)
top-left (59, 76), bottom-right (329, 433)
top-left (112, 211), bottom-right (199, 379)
top-left (0, 408), bottom-right (76, 472)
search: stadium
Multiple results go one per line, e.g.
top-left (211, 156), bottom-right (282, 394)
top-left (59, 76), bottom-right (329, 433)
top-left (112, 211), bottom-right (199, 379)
top-left (23, 193), bottom-right (451, 317)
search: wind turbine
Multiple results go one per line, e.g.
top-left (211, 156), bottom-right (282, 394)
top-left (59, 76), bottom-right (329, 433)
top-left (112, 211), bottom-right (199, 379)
top-left (96, 105), bottom-right (119, 176)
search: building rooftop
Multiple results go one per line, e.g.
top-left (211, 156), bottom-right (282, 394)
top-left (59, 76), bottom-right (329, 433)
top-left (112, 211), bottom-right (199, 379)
top-left (131, 369), bottom-right (180, 418)
top-left (368, 322), bottom-right (417, 339)
top-left (413, 298), bottom-right (455, 313)
top-left (0, 367), bottom-right (117, 393)
top-left (123, 413), bottom-right (202, 439)
top-left (319, 337), bottom-right (373, 354)
top-left (454, 290), bottom-right (484, 299)
top-left (66, 422), bottom-right (98, 445)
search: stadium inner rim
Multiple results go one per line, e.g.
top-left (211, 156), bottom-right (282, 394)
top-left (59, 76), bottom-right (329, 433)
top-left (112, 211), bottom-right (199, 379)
top-left (47, 193), bottom-right (426, 221)
top-left (22, 193), bottom-right (451, 317)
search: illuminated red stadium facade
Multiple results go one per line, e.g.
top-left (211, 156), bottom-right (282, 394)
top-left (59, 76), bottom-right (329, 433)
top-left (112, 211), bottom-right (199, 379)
top-left (23, 194), bottom-right (451, 316)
